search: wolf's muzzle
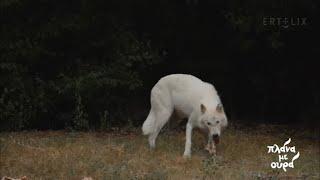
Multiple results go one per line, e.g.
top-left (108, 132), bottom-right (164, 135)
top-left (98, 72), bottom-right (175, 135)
top-left (212, 134), bottom-right (220, 144)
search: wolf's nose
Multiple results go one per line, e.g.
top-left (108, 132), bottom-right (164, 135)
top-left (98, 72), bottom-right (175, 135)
top-left (212, 134), bottom-right (219, 139)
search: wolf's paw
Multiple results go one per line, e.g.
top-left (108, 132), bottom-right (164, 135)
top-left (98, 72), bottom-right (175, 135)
top-left (183, 152), bottom-right (191, 159)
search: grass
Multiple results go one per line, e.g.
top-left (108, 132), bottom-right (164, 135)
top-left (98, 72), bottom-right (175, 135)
top-left (0, 124), bottom-right (319, 179)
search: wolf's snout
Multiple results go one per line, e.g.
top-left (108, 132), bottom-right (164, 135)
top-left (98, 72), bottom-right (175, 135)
top-left (212, 134), bottom-right (220, 144)
top-left (212, 134), bottom-right (219, 139)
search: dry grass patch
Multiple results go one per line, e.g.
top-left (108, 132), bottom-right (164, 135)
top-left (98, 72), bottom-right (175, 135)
top-left (0, 125), bottom-right (319, 179)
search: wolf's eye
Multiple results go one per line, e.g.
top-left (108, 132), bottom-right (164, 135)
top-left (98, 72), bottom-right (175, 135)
top-left (207, 122), bottom-right (212, 126)
top-left (216, 121), bottom-right (220, 124)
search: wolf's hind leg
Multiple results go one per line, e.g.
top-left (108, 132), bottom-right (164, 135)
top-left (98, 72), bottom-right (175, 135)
top-left (148, 108), bottom-right (172, 148)
top-left (145, 86), bottom-right (173, 148)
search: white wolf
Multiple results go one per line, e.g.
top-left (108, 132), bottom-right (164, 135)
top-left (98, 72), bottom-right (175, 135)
top-left (142, 74), bottom-right (228, 157)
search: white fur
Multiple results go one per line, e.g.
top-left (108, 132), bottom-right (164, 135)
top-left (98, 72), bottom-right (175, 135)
top-left (142, 74), bottom-right (228, 157)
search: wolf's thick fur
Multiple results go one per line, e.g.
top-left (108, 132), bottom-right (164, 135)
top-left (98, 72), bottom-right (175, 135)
top-left (142, 74), bottom-right (228, 157)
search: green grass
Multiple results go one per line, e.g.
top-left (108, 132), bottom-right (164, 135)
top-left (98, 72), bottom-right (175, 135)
top-left (0, 125), bottom-right (319, 179)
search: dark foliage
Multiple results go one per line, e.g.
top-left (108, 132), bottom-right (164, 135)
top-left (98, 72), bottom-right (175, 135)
top-left (0, 0), bottom-right (319, 130)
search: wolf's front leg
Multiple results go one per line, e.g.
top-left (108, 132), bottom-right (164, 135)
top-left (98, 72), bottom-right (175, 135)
top-left (205, 134), bottom-right (216, 155)
top-left (205, 142), bottom-right (216, 155)
top-left (183, 122), bottom-right (193, 158)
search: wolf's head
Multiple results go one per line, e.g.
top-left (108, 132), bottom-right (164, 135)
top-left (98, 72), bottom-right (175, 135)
top-left (199, 103), bottom-right (228, 143)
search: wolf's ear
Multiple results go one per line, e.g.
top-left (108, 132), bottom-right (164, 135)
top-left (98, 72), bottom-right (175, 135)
top-left (216, 103), bottom-right (223, 113)
top-left (200, 104), bottom-right (206, 114)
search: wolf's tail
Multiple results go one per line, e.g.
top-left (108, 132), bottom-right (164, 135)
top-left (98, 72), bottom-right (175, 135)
top-left (142, 110), bottom-right (156, 135)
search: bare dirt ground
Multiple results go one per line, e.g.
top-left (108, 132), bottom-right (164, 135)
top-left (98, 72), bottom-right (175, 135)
top-left (0, 125), bottom-right (319, 179)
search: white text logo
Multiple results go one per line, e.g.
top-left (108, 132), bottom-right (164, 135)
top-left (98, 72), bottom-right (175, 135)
top-left (267, 138), bottom-right (300, 172)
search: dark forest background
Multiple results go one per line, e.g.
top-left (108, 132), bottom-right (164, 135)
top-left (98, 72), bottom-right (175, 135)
top-left (0, 0), bottom-right (319, 131)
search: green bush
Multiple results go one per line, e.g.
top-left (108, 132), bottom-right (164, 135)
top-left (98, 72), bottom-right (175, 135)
top-left (0, 0), bottom-right (162, 130)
